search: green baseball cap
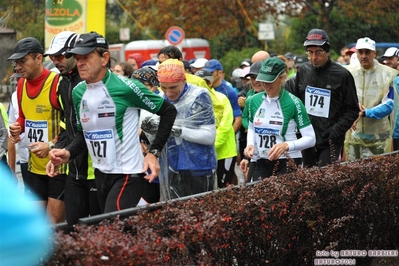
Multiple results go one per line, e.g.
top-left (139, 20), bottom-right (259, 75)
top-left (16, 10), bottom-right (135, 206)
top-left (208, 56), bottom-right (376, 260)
top-left (256, 57), bottom-right (286, 83)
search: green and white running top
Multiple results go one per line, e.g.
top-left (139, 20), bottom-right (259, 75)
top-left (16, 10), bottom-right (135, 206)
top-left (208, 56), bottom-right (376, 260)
top-left (247, 89), bottom-right (315, 160)
top-left (73, 70), bottom-right (164, 174)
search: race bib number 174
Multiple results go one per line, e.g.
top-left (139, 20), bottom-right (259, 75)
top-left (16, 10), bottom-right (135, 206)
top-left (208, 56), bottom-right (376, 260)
top-left (305, 86), bottom-right (331, 118)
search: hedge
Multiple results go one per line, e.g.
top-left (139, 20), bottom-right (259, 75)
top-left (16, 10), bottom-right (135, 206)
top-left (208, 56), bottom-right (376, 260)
top-left (44, 153), bottom-right (399, 265)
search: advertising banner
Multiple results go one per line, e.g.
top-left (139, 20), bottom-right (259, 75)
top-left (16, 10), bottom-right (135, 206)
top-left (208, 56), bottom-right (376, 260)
top-left (45, 0), bottom-right (105, 50)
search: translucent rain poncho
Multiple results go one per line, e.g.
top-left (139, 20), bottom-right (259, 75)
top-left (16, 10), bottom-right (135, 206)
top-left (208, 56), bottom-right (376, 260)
top-left (345, 61), bottom-right (399, 160)
top-left (142, 83), bottom-right (217, 200)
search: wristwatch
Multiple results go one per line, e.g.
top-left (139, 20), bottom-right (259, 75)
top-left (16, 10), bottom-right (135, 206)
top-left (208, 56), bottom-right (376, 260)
top-left (48, 141), bottom-right (55, 150)
top-left (148, 148), bottom-right (161, 158)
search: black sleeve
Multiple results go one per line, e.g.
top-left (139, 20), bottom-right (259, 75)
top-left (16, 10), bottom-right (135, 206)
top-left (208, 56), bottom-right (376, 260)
top-left (55, 126), bottom-right (68, 149)
top-left (65, 130), bottom-right (86, 160)
top-left (284, 77), bottom-right (296, 94)
top-left (149, 100), bottom-right (177, 151)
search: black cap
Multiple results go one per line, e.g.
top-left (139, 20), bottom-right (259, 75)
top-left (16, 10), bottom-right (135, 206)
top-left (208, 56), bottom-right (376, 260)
top-left (294, 55), bottom-right (309, 68)
top-left (284, 52), bottom-right (296, 60)
top-left (245, 61), bottom-right (262, 78)
top-left (304, 29), bottom-right (330, 47)
top-left (66, 31), bottom-right (108, 58)
top-left (182, 60), bottom-right (191, 71)
top-left (7, 37), bottom-right (44, 61)
top-left (195, 69), bottom-right (214, 83)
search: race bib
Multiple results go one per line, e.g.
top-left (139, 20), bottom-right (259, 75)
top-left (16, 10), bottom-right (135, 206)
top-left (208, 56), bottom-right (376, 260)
top-left (255, 127), bottom-right (283, 158)
top-left (305, 86), bottom-right (331, 118)
top-left (84, 129), bottom-right (116, 171)
top-left (25, 120), bottom-right (49, 146)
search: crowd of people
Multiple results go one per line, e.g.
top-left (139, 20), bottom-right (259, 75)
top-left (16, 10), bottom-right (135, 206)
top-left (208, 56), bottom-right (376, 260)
top-left (1, 28), bottom-right (398, 228)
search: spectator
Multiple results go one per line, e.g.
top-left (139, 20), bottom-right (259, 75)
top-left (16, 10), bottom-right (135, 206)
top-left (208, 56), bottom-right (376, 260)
top-left (8, 37), bottom-right (66, 223)
top-left (231, 67), bottom-right (244, 93)
top-left (240, 58), bottom-right (251, 69)
top-left (113, 62), bottom-right (134, 78)
top-left (142, 59), bottom-right (217, 199)
top-left (127, 53), bottom-right (143, 71)
top-left (240, 67), bottom-right (251, 88)
top-left (131, 67), bottom-right (163, 202)
top-left (196, 69), bottom-right (237, 188)
top-left (7, 68), bottom-right (29, 183)
top-left (0, 106), bottom-right (7, 167)
top-left (336, 56), bottom-right (346, 65)
top-left (182, 60), bottom-right (193, 74)
top-left (382, 47), bottom-right (399, 150)
top-left (47, 32), bottom-right (177, 213)
top-left (141, 59), bottom-right (158, 69)
top-left (204, 59), bottom-right (242, 134)
top-left (285, 54), bottom-right (310, 93)
top-left (190, 58), bottom-right (208, 74)
top-left (340, 46), bottom-right (350, 65)
top-left (345, 47), bottom-right (357, 65)
top-left (238, 60), bottom-right (263, 181)
top-left (251, 50), bottom-right (270, 63)
top-left (44, 30), bottom-right (102, 227)
top-left (345, 37), bottom-right (399, 160)
top-left (293, 29), bottom-right (359, 167)
top-left (383, 47), bottom-right (399, 70)
top-left (284, 52), bottom-right (296, 78)
top-left (245, 57), bottom-right (315, 179)
top-left (156, 45), bottom-right (209, 89)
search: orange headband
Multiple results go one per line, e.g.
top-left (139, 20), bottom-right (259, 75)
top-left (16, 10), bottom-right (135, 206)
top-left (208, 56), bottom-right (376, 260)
top-left (157, 59), bottom-right (186, 83)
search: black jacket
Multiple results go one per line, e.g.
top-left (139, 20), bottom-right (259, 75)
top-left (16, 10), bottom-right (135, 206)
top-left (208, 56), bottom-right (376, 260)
top-left (293, 59), bottom-right (359, 149)
top-left (55, 67), bottom-right (89, 179)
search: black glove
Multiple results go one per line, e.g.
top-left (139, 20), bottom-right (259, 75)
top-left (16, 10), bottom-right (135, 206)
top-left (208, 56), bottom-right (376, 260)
top-left (171, 125), bottom-right (182, 137)
top-left (322, 129), bottom-right (338, 142)
top-left (141, 116), bottom-right (159, 134)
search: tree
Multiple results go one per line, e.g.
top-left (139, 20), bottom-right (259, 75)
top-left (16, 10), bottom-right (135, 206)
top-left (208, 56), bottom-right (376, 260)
top-left (123, 0), bottom-right (301, 48)
top-left (1, 0), bottom-right (45, 43)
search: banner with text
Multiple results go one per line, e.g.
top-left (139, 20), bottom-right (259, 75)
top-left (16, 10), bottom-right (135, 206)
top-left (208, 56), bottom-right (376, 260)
top-left (45, 0), bottom-right (105, 50)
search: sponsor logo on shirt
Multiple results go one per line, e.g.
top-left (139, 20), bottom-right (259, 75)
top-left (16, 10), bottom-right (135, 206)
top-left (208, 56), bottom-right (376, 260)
top-left (98, 112), bottom-right (115, 118)
top-left (257, 108), bottom-right (266, 118)
top-left (81, 113), bottom-right (90, 123)
top-left (254, 118), bottom-right (262, 126)
top-left (255, 127), bottom-right (279, 135)
top-left (35, 104), bottom-right (50, 114)
top-left (84, 130), bottom-right (113, 140)
top-left (81, 100), bottom-right (89, 112)
top-left (26, 120), bottom-right (47, 128)
top-left (306, 87), bottom-right (330, 97)
top-left (269, 120), bottom-right (282, 125)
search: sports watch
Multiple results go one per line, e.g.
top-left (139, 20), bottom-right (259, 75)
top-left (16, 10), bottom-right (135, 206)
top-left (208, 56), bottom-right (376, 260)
top-left (148, 148), bottom-right (161, 158)
top-left (48, 141), bottom-right (55, 150)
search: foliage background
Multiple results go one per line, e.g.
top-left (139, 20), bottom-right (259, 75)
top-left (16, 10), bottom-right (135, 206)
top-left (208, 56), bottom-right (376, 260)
top-left (1, 0), bottom-right (398, 75)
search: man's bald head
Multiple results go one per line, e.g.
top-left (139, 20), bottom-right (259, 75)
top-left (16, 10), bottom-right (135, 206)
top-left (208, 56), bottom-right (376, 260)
top-left (251, 51), bottom-right (270, 63)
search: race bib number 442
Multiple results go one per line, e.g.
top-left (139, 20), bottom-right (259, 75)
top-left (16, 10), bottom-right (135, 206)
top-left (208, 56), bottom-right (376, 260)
top-left (25, 120), bottom-right (49, 145)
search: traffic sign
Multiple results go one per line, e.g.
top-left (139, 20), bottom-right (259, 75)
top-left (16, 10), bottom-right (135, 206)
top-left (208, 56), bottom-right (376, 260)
top-left (258, 23), bottom-right (275, 41)
top-left (165, 26), bottom-right (185, 45)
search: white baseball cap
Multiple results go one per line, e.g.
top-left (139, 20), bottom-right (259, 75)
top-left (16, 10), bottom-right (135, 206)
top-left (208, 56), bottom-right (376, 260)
top-left (355, 37), bottom-right (376, 51)
top-left (190, 58), bottom-right (208, 68)
top-left (383, 47), bottom-right (399, 58)
top-left (44, 31), bottom-right (78, 56)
